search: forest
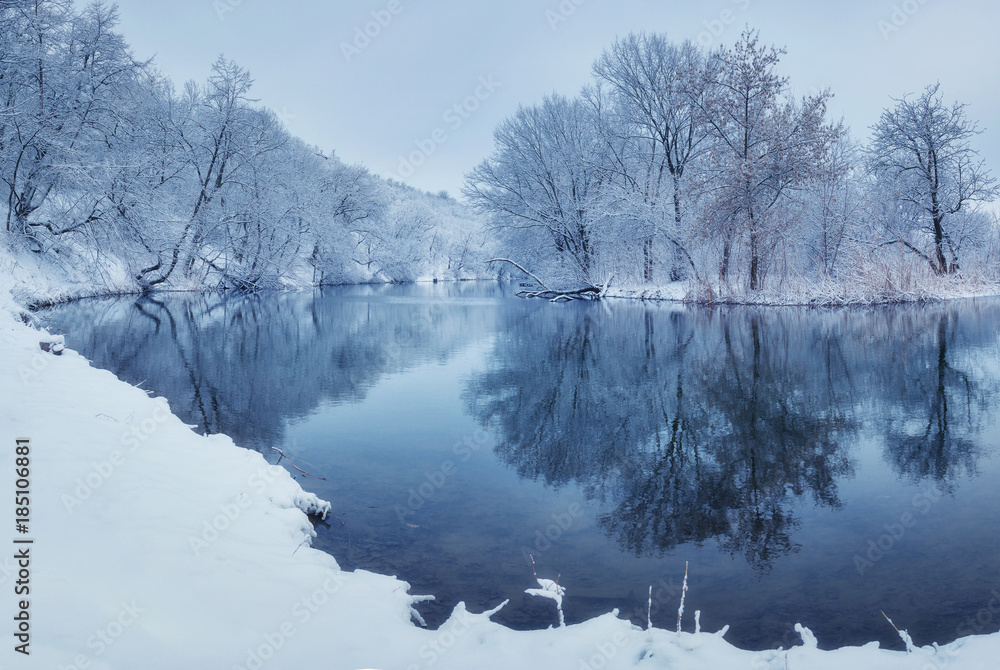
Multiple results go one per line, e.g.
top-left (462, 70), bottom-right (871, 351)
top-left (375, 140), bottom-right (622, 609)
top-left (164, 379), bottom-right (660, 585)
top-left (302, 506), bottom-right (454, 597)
top-left (3, 2), bottom-right (998, 303)
top-left (1, 1), bottom-right (493, 295)
top-left (466, 30), bottom-right (1000, 302)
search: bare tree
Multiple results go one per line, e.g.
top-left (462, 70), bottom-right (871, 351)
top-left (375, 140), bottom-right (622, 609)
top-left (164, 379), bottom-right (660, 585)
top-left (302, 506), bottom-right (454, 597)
top-left (2, 0), bottom-right (73, 239)
top-left (138, 57), bottom-right (285, 288)
top-left (802, 134), bottom-right (863, 278)
top-left (694, 29), bottom-right (839, 291)
top-left (869, 83), bottom-right (998, 274)
top-left (591, 33), bottom-right (709, 282)
top-left (464, 94), bottom-right (602, 286)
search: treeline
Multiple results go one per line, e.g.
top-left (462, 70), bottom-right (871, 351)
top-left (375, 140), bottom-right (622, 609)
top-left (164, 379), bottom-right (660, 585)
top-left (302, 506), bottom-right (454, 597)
top-left (1, 1), bottom-right (491, 293)
top-left (465, 30), bottom-right (1000, 300)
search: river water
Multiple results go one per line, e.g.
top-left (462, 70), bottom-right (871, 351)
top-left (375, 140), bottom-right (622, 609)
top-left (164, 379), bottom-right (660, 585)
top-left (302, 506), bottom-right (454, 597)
top-left (38, 283), bottom-right (1000, 650)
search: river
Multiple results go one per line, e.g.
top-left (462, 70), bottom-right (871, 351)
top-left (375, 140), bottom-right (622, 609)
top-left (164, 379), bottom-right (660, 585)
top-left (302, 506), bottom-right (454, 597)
top-left (38, 283), bottom-right (1000, 651)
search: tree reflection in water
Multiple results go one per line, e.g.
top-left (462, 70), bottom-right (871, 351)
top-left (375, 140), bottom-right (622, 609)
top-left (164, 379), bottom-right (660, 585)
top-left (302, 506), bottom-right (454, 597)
top-left (467, 300), bottom-right (998, 572)
top-left (39, 283), bottom-right (505, 452)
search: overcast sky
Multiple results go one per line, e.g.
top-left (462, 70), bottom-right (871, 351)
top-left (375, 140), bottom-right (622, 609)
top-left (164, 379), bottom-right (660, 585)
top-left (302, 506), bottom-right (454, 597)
top-left (109, 0), bottom-right (1000, 199)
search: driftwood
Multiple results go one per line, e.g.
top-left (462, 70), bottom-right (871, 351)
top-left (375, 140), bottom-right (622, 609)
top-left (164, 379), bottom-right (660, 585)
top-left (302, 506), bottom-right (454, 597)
top-left (522, 286), bottom-right (601, 302)
top-left (487, 258), bottom-right (606, 302)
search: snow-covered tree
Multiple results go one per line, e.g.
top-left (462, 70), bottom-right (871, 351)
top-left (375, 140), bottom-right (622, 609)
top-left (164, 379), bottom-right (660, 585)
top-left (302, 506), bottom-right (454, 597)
top-left (2, 0), bottom-right (80, 239)
top-left (590, 33), bottom-right (709, 282)
top-left (869, 83), bottom-right (998, 274)
top-left (136, 57), bottom-right (285, 288)
top-left (3, 1), bottom-right (487, 292)
top-left (799, 134), bottom-right (865, 278)
top-left (693, 29), bottom-right (840, 290)
top-left (464, 94), bottom-right (603, 286)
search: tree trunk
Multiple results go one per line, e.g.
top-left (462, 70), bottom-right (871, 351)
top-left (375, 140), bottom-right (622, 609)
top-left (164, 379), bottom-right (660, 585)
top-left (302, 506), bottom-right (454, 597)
top-left (749, 230), bottom-right (760, 291)
top-left (748, 205), bottom-right (762, 291)
top-left (932, 215), bottom-right (947, 275)
top-left (720, 240), bottom-right (731, 284)
top-left (643, 237), bottom-right (654, 283)
top-left (670, 179), bottom-right (684, 281)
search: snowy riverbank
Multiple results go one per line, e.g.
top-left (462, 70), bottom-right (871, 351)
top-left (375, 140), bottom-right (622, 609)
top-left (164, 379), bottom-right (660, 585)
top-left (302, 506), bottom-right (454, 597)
top-left (605, 274), bottom-right (1000, 306)
top-left (5, 240), bottom-right (998, 311)
top-left (2, 278), bottom-right (1000, 668)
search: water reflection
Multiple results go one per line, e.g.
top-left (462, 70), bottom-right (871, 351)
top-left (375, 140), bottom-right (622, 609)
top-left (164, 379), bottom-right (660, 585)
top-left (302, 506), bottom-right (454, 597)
top-left (467, 301), bottom-right (999, 571)
top-left (878, 312), bottom-right (984, 487)
top-left (40, 283), bottom-right (508, 452)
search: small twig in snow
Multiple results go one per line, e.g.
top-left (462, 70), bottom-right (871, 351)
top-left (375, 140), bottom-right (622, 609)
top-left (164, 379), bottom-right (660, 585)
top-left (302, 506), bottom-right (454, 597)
top-left (647, 586), bottom-right (653, 631)
top-left (881, 610), bottom-right (915, 653)
top-left (291, 535), bottom-right (311, 556)
top-left (676, 561), bottom-right (689, 634)
top-left (409, 595), bottom-right (435, 627)
top-left (525, 553), bottom-right (566, 628)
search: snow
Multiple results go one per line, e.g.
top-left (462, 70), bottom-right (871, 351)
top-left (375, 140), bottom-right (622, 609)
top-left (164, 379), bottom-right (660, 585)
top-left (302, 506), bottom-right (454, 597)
top-left (604, 276), bottom-right (1000, 306)
top-left (3, 282), bottom-right (1000, 668)
top-left (525, 577), bottom-right (566, 628)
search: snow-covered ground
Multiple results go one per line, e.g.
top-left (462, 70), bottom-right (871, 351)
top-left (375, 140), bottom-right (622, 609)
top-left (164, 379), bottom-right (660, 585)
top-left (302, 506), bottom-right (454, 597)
top-left (2, 275), bottom-right (1000, 669)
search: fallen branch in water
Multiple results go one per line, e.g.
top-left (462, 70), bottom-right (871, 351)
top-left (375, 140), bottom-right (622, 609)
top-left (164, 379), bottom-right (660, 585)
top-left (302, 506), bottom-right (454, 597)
top-left (272, 447), bottom-right (327, 481)
top-left (487, 258), bottom-right (552, 291)
top-left (523, 285), bottom-right (602, 302)
top-left (486, 258), bottom-right (605, 302)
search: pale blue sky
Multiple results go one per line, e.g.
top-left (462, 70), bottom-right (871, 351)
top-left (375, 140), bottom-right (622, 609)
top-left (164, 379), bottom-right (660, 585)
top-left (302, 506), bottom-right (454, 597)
top-left (110, 0), bottom-right (1000, 198)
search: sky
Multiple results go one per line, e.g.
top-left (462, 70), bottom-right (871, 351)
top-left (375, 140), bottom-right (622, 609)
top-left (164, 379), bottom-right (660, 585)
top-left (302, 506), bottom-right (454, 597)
top-left (108, 0), bottom-right (1000, 199)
